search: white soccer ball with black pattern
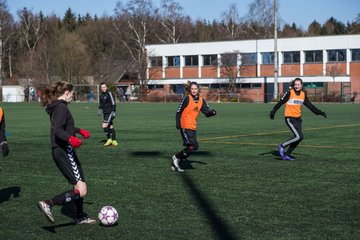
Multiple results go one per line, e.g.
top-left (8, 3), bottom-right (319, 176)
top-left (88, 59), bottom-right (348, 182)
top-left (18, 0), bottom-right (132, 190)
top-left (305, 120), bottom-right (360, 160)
top-left (98, 206), bottom-right (119, 226)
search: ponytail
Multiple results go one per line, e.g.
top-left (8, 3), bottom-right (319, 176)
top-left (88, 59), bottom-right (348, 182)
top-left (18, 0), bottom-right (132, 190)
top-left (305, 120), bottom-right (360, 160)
top-left (42, 81), bottom-right (73, 106)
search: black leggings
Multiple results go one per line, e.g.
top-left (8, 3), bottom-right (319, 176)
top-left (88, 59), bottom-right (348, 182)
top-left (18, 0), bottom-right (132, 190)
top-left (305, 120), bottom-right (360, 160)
top-left (281, 117), bottom-right (304, 154)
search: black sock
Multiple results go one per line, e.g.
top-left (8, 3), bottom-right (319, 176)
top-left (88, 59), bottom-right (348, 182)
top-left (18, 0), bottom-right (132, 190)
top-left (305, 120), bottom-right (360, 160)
top-left (176, 148), bottom-right (191, 160)
top-left (74, 197), bottom-right (84, 217)
top-left (110, 128), bottom-right (116, 140)
top-left (103, 128), bottom-right (110, 139)
top-left (46, 189), bottom-right (80, 207)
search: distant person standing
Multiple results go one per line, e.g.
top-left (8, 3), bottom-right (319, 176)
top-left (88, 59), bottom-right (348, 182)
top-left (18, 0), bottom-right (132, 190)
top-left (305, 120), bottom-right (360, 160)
top-left (125, 87), bottom-right (131, 102)
top-left (117, 87), bottom-right (125, 103)
top-left (98, 83), bottom-right (117, 146)
top-left (88, 90), bottom-right (95, 103)
top-left (269, 78), bottom-right (327, 161)
top-left (30, 88), bottom-right (35, 102)
top-left (24, 86), bottom-right (29, 102)
top-left (37, 89), bottom-right (42, 103)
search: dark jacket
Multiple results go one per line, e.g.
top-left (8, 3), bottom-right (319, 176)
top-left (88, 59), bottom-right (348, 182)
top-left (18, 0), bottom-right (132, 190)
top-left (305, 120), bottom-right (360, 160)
top-left (46, 100), bottom-right (80, 149)
top-left (99, 91), bottom-right (116, 114)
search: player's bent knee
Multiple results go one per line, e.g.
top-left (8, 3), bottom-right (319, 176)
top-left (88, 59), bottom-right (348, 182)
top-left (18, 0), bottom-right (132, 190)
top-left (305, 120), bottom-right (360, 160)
top-left (187, 144), bottom-right (199, 152)
top-left (75, 181), bottom-right (87, 197)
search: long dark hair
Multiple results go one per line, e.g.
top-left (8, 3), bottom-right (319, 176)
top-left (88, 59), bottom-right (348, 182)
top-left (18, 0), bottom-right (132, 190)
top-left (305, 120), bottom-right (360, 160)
top-left (290, 77), bottom-right (303, 88)
top-left (184, 81), bottom-right (200, 96)
top-left (42, 81), bottom-right (73, 106)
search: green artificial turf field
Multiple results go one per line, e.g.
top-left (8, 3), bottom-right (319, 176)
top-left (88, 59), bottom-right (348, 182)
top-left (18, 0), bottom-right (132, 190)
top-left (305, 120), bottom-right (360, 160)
top-left (0, 102), bottom-right (359, 239)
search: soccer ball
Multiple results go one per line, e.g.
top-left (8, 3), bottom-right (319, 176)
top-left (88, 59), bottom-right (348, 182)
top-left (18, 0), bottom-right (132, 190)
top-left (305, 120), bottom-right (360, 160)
top-left (98, 206), bottom-right (119, 226)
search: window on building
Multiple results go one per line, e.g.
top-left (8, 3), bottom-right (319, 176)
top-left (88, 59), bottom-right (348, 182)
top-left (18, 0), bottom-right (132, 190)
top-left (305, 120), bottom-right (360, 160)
top-left (148, 84), bottom-right (164, 89)
top-left (351, 49), bottom-right (360, 61)
top-left (305, 50), bottom-right (323, 63)
top-left (262, 52), bottom-right (274, 64)
top-left (150, 57), bottom-right (162, 67)
top-left (184, 55), bottom-right (198, 66)
top-left (167, 56), bottom-right (180, 67)
top-left (203, 54), bottom-right (218, 66)
top-left (304, 82), bottom-right (324, 88)
top-left (221, 53), bottom-right (237, 66)
top-left (239, 83), bottom-right (261, 88)
top-left (327, 49), bottom-right (346, 62)
top-left (241, 53), bottom-right (257, 65)
top-left (283, 51), bottom-right (300, 64)
top-left (210, 83), bottom-right (221, 89)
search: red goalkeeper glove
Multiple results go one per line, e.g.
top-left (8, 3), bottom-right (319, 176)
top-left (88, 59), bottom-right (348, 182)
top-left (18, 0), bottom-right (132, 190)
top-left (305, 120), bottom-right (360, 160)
top-left (69, 136), bottom-right (82, 148)
top-left (79, 128), bottom-right (90, 139)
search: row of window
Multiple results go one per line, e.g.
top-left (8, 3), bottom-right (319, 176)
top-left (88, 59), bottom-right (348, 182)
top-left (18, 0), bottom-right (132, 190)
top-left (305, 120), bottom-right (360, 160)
top-left (150, 83), bottom-right (262, 91)
top-left (150, 49), bottom-right (360, 67)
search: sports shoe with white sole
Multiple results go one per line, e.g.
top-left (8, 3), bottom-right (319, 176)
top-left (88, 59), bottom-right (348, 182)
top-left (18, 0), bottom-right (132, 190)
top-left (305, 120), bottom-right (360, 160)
top-left (171, 155), bottom-right (184, 172)
top-left (38, 201), bottom-right (54, 223)
top-left (75, 214), bottom-right (97, 225)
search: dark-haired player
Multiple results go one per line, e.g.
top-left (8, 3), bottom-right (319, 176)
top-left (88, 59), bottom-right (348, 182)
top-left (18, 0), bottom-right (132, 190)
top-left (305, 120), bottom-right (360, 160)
top-left (270, 78), bottom-right (327, 160)
top-left (98, 82), bottom-right (117, 146)
top-left (38, 81), bottom-right (95, 224)
top-left (172, 81), bottom-right (216, 172)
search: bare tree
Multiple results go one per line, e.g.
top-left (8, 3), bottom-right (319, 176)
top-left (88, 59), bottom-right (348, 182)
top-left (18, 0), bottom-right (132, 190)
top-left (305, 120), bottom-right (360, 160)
top-left (243, 0), bottom-right (276, 38)
top-left (157, 0), bottom-right (184, 44)
top-left (17, 8), bottom-right (47, 79)
top-left (327, 63), bottom-right (342, 98)
top-left (0, 0), bottom-right (14, 84)
top-left (114, 0), bottom-right (158, 93)
top-left (220, 3), bottom-right (242, 40)
top-left (219, 52), bottom-right (239, 95)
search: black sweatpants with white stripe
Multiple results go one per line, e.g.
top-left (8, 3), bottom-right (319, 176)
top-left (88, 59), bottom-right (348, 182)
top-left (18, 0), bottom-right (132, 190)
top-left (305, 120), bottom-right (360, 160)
top-left (52, 145), bottom-right (85, 185)
top-left (281, 117), bottom-right (304, 155)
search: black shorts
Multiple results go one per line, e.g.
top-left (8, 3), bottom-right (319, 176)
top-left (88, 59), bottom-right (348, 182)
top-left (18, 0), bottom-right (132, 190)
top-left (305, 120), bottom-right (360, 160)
top-left (180, 129), bottom-right (198, 146)
top-left (52, 146), bottom-right (85, 185)
top-left (103, 112), bottom-right (115, 125)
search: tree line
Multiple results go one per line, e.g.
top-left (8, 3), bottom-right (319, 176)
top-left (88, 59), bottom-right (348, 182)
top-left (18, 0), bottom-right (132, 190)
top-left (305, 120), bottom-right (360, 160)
top-left (0, 0), bottom-right (359, 89)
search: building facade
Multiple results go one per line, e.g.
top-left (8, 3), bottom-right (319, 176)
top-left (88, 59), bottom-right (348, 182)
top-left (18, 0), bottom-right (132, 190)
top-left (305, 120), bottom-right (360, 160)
top-left (146, 35), bottom-right (360, 102)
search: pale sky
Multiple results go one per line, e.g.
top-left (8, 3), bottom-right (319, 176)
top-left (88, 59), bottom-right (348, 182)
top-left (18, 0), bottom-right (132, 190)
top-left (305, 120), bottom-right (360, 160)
top-left (7, 0), bottom-right (360, 29)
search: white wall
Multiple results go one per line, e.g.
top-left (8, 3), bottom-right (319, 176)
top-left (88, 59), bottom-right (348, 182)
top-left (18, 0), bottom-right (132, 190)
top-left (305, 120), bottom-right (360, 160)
top-left (2, 86), bottom-right (25, 102)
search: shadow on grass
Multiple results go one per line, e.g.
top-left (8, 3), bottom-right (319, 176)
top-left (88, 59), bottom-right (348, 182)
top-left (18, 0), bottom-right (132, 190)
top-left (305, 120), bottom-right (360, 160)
top-left (130, 151), bottom-right (162, 156)
top-left (260, 150), bottom-right (307, 160)
top-left (191, 151), bottom-right (213, 156)
top-left (0, 186), bottom-right (21, 204)
top-left (42, 222), bottom-right (76, 233)
top-left (180, 174), bottom-right (239, 240)
top-left (179, 160), bottom-right (207, 170)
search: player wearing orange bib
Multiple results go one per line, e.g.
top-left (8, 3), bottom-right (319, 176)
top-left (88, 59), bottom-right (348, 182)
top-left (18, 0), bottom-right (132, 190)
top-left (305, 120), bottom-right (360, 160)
top-left (270, 78), bottom-right (327, 160)
top-left (172, 81), bottom-right (216, 172)
top-left (0, 106), bottom-right (10, 169)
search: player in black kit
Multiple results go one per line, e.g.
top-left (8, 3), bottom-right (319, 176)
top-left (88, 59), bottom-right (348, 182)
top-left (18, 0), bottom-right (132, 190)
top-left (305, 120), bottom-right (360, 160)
top-left (38, 81), bottom-right (96, 225)
top-left (98, 82), bottom-right (117, 146)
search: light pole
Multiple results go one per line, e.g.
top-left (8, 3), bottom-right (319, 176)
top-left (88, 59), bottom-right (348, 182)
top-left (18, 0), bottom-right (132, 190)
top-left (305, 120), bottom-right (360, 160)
top-left (273, 0), bottom-right (278, 100)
